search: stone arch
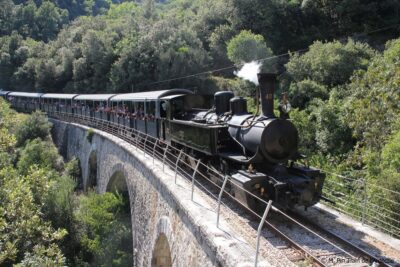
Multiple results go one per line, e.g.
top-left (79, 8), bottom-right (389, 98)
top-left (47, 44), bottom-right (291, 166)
top-left (69, 157), bottom-right (83, 191)
top-left (107, 170), bottom-right (128, 197)
top-left (151, 234), bottom-right (172, 267)
top-left (151, 216), bottom-right (174, 267)
top-left (86, 150), bottom-right (97, 190)
top-left (105, 167), bottom-right (134, 266)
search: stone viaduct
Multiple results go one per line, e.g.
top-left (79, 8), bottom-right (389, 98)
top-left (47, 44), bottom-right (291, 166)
top-left (50, 119), bottom-right (272, 267)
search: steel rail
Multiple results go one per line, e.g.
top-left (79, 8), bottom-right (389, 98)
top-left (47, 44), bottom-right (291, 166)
top-left (286, 211), bottom-right (394, 267)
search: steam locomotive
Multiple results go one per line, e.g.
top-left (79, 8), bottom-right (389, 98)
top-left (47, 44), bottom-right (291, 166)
top-left (0, 73), bottom-right (325, 211)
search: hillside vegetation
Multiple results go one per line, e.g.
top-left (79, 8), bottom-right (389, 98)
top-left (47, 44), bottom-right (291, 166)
top-left (0, 0), bottom-right (399, 237)
top-left (0, 100), bottom-right (132, 266)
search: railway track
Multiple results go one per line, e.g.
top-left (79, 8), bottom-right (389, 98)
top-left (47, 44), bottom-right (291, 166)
top-left (293, 211), bottom-right (398, 266)
top-left (55, 114), bottom-right (396, 267)
top-left (264, 208), bottom-right (394, 267)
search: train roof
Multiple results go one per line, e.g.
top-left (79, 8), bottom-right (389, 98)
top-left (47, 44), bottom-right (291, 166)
top-left (0, 91), bottom-right (10, 96)
top-left (110, 89), bottom-right (192, 102)
top-left (74, 94), bottom-right (116, 101)
top-left (8, 92), bottom-right (44, 98)
top-left (160, 94), bottom-right (186, 100)
top-left (42, 93), bottom-right (79, 100)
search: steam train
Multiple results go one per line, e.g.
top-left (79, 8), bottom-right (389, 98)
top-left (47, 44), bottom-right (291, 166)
top-left (0, 73), bottom-right (325, 211)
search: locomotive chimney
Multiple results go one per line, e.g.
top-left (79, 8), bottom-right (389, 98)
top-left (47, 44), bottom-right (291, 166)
top-left (257, 73), bottom-right (277, 118)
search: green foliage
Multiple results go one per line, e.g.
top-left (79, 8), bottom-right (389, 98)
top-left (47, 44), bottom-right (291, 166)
top-left (64, 157), bottom-right (82, 184)
top-left (17, 138), bottom-right (63, 175)
top-left (43, 174), bottom-right (79, 266)
top-left (381, 130), bottom-right (400, 171)
top-left (291, 97), bottom-right (354, 158)
top-left (226, 30), bottom-right (274, 70)
top-left (313, 98), bottom-right (354, 156)
top-left (0, 98), bottom-right (22, 167)
top-left (0, 167), bottom-right (66, 266)
top-left (0, 128), bottom-right (17, 168)
top-left (87, 128), bottom-right (94, 143)
top-left (0, 104), bottom-right (132, 266)
top-left (106, 2), bottom-right (139, 19)
top-left (15, 110), bottom-right (51, 146)
top-left (288, 79), bottom-right (328, 109)
top-left (346, 38), bottom-right (400, 151)
top-left (1, 0), bottom-right (399, 93)
top-left (289, 108), bottom-right (317, 155)
top-left (7, 1), bottom-right (69, 42)
top-left (75, 191), bottom-right (133, 266)
top-left (285, 39), bottom-right (375, 88)
top-left (210, 75), bottom-right (255, 97)
top-left (14, 244), bottom-right (65, 267)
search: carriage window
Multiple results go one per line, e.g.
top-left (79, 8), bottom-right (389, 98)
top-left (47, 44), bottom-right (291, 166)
top-left (160, 101), bottom-right (168, 118)
top-left (127, 101), bottom-right (134, 117)
top-left (136, 102), bottom-right (144, 119)
top-left (171, 98), bottom-right (184, 119)
top-left (146, 101), bottom-right (155, 121)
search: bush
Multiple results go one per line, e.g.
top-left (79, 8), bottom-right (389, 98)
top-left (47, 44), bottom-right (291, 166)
top-left (64, 158), bottom-right (82, 184)
top-left (285, 39), bottom-right (375, 88)
top-left (288, 79), bottom-right (329, 109)
top-left (86, 128), bottom-right (94, 143)
top-left (0, 167), bottom-right (66, 266)
top-left (15, 111), bottom-right (52, 147)
top-left (289, 107), bottom-right (317, 156)
top-left (226, 30), bottom-right (275, 71)
top-left (17, 138), bottom-right (63, 175)
top-left (346, 38), bottom-right (400, 151)
top-left (75, 191), bottom-right (133, 266)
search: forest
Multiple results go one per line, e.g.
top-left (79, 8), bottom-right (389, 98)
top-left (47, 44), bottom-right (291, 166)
top-left (0, 0), bottom-right (400, 264)
top-left (0, 100), bottom-right (132, 266)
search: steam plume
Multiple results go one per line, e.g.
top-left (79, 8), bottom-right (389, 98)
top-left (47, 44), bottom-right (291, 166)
top-left (234, 61), bottom-right (262, 85)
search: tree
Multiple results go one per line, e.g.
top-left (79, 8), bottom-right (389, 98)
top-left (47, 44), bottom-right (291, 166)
top-left (17, 138), bottom-right (63, 175)
top-left (35, 2), bottom-right (69, 41)
top-left (288, 79), bottom-right (329, 109)
top-left (346, 38), bottom-right (400, 151)
top-left (74, 191), bottom-right (133, 266)
top-left (0, 167), bottom-right (66, 266)
top-left (226, 30), bottom-right (274, 70)
top-left (285, 39), bottom-right (375, 88)
top-left (0, 0), bottom-right (15, 36)
top-left (289, 107), bottom-right (317, 156)
top-left (15, 111), bottom-right (52, 146)
top-left (110, 17), bottom-right (210, 92)
top-left (313, 98), bottom-right (354, 156)
top-left (0, 128), bottom-right (17, 168)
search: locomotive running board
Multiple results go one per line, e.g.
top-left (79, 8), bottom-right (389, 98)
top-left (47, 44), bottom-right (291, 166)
top-left (218, 150), bottom-right (263, 163)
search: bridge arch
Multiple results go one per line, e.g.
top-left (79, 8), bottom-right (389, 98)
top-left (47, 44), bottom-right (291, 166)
top-left (105, 164), bottom-right (134, 266)
top-left (86, 150), bottom-right (97, 191)
top-left (151, 216), bottom-right (174, 267)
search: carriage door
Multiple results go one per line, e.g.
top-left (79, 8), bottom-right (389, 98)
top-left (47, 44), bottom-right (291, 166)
top-left (159, 100), bottom-right (168, 140)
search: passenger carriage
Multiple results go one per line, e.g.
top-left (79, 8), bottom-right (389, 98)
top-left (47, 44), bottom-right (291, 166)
top-left (6, 92), bottom-right (43, 112)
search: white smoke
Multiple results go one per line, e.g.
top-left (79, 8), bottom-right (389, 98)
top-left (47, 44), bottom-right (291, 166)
top-left (234, 61), bottom-right (262, 85)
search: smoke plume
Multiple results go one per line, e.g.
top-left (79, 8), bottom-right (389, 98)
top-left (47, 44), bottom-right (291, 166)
top-left (234, 61), bottom-right (262, 85)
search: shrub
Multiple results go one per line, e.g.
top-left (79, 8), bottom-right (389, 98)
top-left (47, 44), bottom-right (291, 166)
top-left (285, 39), bottom-right (375, 88)
top-left (17, 138), bottom-right (63, 175)
top-left (15, 111), bottom-right (52, 146)
top-left (86, 128), bottom-right (94, 143)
